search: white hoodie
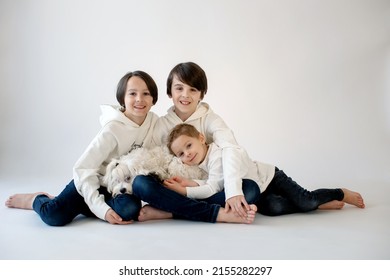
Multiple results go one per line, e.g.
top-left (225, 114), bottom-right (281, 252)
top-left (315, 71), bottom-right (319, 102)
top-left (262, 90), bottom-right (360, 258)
top-left (73, 105), bottom-right (158, 220)
top-left (153, 102), bottom-right (261, 200)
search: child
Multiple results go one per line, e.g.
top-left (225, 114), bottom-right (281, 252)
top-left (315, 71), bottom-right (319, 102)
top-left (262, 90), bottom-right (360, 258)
top-left (5, 70), bottom-right (159, 226)
top-left (165, 123), bottom-right (365, 216)
top-left (134, 62), bottom-right (258, 221)
top-left (131, 62), bottom-right (259, 223)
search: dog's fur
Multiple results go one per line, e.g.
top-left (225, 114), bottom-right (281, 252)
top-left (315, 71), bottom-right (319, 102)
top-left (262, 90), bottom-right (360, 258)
top-left (102, 146), bottom-right (207, 196)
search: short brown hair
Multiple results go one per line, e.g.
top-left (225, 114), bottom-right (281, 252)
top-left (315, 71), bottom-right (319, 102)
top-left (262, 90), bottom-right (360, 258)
top-left (167, 123), bottom-right (201, 155)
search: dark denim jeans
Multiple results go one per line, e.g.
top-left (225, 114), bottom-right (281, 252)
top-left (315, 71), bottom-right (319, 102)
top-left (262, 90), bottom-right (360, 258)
top-left (132, 175), bottom-right (260, 223)
top-left (257, 168), bottom-right (344, 216)
top-left (32, 180), bottom-right (141, 226)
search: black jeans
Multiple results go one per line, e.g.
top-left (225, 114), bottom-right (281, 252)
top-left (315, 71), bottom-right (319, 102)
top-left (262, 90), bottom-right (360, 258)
top-left (257, 168), bottom-right (344, 216)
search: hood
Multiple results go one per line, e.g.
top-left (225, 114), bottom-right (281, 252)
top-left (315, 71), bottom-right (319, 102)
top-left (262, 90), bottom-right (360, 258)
top-left (99, 104), bottom-right (140, 127)
top-left (166, 102), bottom-right (212, 123)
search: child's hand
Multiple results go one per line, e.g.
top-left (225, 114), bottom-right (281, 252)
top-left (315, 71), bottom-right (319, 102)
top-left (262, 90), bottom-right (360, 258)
top-left (225, 195), bottom-right (250, 219)
top-left (105, 208), bottom-right (133, 225)
top-left (163, 178), bottom-right (187, 196)
top-left (169, 176), bottom-right (198, 188)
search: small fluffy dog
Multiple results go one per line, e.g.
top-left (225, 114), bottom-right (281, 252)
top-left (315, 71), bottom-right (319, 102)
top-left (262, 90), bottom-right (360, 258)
top-left (102, 146), bottom-right (207, 196)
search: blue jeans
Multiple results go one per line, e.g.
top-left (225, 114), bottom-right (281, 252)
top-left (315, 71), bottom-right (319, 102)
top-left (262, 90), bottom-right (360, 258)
top-left (132, 175), bottom-right (260, 223)
top-left (32, 180), bottom-right (141, 226)
top-left (257, 168), bottom-right (344, 216)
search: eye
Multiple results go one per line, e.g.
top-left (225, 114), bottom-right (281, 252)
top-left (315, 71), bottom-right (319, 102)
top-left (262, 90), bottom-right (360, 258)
top-left (125, 176), bottom-right (131, 182)
top-left (143, 91), bottom-right (151, 96)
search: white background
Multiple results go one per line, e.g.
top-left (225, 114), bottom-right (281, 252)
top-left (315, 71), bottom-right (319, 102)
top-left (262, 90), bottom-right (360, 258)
top-left (1, 0), bottom-right (389, 195)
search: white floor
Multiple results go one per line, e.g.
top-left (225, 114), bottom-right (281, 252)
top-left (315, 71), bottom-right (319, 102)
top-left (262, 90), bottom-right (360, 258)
top-left (0, 179), bottom-right (389, 260)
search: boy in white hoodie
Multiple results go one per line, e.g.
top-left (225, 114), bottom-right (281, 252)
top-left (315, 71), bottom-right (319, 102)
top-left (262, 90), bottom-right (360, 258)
top-left (5, 71), bottom-right (159, 226)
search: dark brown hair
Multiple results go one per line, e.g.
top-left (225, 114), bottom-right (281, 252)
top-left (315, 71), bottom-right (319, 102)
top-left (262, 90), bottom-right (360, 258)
top-left (116, 70), bottom-right (158, 107)
top-left (166, 62), bottom-right (207, 99)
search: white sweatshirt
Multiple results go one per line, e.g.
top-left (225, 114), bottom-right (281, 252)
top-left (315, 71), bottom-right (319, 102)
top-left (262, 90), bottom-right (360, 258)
top-left (189, 143), bottom-right (275, 199)
top-left (73, 104), bottom-right (158, 220)
top-left (153, 102), bottom-right (251, 200)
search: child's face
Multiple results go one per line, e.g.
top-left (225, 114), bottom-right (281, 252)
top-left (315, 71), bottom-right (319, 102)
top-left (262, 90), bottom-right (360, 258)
top-left (170, 75), bottom-right (202, 121)
top-left (170, 134), bottom-right (207, 166)
top-left (123, 76), bottom-right (154, 125)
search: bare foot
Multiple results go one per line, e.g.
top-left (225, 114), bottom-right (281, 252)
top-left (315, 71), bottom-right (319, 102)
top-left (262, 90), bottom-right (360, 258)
top-left (318, 200), bottom-right (345, 210)
top-left (217, 204), bottom-right (257, 224)
top-left (342, 188), bottom-right (365, 208)
top-left (5, 192), bottom-right (52, 210)
top-left (138, 205), bottom-right (173, 222)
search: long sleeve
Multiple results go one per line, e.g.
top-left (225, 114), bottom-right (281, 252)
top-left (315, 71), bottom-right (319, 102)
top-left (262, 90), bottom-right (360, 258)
top-left (73, 129), bottom-right (117, 220)
top-left (186, 144), bottom-right (224, 199)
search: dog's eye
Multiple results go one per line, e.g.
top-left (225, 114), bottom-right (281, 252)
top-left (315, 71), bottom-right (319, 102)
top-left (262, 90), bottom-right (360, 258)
top-left (125, 176), bottom-right (131, 182)
top-left (115, 163), bottom-right (119, 167)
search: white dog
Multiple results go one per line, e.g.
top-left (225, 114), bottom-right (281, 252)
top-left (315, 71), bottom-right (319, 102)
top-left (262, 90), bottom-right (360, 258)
top-left (102, 146), bottom-right (207, 196)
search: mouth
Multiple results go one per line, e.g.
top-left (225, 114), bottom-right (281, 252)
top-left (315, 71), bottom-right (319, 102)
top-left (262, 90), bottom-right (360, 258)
top-left (189, 153), bottom-right (197, 164)
top-left (134, 105), bottom-right (146, 110)
top-left (179, 100), bottom-right (191, 105)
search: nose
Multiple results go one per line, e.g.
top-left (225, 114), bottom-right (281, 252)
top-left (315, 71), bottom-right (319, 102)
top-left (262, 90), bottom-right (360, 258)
top-left (181, 89), bottom-right (190, 97)
top-left (120, 187), bottom-right (127, 194)
top-left (184, 150), bottom-right (192, 158)
top-left (135, 95), bottom-right (143, 102)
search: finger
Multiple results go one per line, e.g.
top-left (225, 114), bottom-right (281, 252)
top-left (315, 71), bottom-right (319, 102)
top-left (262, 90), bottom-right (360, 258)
top-left (117, 220), bottom-right (133, 225)
top-left (241, 199), bottom-right (250, 211)
top-left (236, 205), bottom-right (247, 218)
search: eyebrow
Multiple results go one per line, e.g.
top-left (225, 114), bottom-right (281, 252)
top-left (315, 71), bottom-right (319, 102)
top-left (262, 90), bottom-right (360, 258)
top-left (127, 88), bottom-right (149, 92)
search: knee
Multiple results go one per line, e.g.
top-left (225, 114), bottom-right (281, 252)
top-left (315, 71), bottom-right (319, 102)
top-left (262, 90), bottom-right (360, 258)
top-left (242, 179), bottom-right (260, 204)
top-left (132, 175), bottom-right (158, 197)
top-left (257, 196), bottom-right (285, 216)
top-left (112, 194), bottom-right (142, 221)
top-left (40, 212), bottom-right (71, 226)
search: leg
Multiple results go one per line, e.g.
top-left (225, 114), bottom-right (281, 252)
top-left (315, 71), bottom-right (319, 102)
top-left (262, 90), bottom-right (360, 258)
top-left (132, 175), bottom-right (220, 223)
top-left (32, 180), bottom-right (92, 226)
top-left (257, 192), bottom-right (300, 216)
top-left (133, 175), bottom-right (257, 224)
top-left (100, 187), bottom-right (142, 221)
top-left (138, 203), bottom-right (257, 224)
top-left (258, 168), bottom-right (345, 215)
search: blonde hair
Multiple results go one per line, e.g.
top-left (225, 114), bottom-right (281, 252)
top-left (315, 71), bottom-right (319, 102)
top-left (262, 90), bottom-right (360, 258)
top-left (167, 123), bottom-right (201, 155)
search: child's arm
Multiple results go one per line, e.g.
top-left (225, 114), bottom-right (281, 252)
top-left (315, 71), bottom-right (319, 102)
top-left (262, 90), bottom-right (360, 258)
top-left (176, 144), bottom-right (225, 199)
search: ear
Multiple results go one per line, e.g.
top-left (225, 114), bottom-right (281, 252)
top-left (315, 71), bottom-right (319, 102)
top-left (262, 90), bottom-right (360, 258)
top-left (199, 133), bottom-right (206, 144)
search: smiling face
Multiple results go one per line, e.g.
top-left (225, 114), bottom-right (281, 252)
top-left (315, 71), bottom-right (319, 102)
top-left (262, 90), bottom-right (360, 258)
top-left (123, 76), bottom-right (154, 125)
top-left (170, 75), bottom-right (202, 121)
top-left (170, 134), bottom-right (207, 166)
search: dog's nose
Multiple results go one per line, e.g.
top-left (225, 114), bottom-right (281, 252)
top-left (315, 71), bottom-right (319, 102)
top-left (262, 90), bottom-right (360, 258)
top-left (120, 188), bottom-right (127, 194)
